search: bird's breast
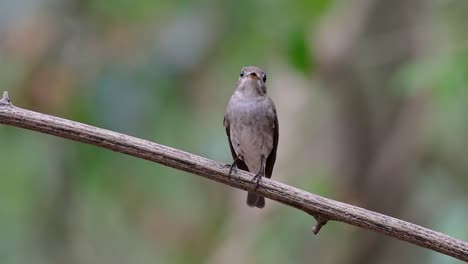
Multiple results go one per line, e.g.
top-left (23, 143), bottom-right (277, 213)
top-left (227, 97), bottom-right (275, 171)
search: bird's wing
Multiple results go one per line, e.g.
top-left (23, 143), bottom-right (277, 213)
top-left (224, 115), bottom-right (250, 171)
top-left (265, 100), bottom-right (278, 179)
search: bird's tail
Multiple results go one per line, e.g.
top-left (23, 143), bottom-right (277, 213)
top-left (246, 192), bottom-right (265, 208)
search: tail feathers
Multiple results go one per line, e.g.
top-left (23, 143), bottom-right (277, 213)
top-left (246, 192), bottom-right (265, 208)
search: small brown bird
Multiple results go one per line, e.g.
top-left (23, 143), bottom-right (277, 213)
top-left (224, 66), bottom-right (279, 208)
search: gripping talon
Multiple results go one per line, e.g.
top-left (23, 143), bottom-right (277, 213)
top-left (227, 155), bottom-right (242, 180)
top-left (225, 161), bottom-right (238, 180)
top-left (252, 173), bottom-right (262, 190)
top-left (228, 163), bottom-right (237, 179)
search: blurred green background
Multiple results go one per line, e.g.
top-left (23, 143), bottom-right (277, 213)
top-left (0, 0), bottom-right (467, 263)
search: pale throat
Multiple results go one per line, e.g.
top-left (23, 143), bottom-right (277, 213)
top-left (236, 79), bottom-right (265, 99)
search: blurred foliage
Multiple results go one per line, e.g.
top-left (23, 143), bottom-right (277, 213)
top-left (0, 0), bottom-right (467, 264)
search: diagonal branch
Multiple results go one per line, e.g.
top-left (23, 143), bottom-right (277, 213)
top-left (0, 91), bottom-right (467, 262)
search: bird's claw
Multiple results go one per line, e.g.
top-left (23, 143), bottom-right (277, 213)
top-left (225, 163), bottom-right (237, 179)
top-left (252, 173), bottom-right (262, 190)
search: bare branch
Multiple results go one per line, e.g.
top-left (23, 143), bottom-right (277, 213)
top-left (0, 91), bottom-right (467, 262)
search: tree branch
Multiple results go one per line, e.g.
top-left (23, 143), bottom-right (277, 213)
top-left (0, 91), bottom-right (467, 262)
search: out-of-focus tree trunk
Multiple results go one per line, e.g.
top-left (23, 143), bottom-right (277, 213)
top-left (315, 0), bottom-right (429, 263)
top-left (21, 1), bottom-right (91, 263)
top-left (40, 147), bottom-right (77, 264)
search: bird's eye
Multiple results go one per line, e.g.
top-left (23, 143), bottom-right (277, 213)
top-left (262, 74), bottom-right (267, 83)
top-left (240, 70), bottom-right (245, 78)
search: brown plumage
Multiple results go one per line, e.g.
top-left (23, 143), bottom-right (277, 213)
top-left (224, 66), bottom-right (279, 208)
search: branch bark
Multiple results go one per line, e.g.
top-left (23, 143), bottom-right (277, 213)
top-left (0, 91), bottom-right (467, 262)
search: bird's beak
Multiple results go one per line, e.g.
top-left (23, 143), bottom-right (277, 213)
top-left (247, 72), bottom-right (259, 80)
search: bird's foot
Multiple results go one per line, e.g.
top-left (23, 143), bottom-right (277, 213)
top-left (225, 162), bottom-right (237, 179)
top-left (252, 173), bottom-right (263, 190)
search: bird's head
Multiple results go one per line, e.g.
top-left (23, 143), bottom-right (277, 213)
top-left (235, 66), bottom-right (267, 97)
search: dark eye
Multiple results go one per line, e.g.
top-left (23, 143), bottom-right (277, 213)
top-left (262, 73), bottom-right (267, 83)
top-left (240, 69), bottom-right (245, 78)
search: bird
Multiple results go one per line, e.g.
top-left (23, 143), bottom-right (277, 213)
top-left (223, 66), bottom-right (279, 208)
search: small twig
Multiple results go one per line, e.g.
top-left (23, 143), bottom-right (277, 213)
top-left (311, 213), bottom-right (329, 235)
top-left (0, 91), bottom-right (467, 262)
top-left (0, 91), bottom-right (12, 106)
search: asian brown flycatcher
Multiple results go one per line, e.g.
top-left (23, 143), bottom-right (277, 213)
top-left (224, 66), bottom-right (279, 208)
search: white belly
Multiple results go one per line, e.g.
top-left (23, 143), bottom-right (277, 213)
top-left (228, 99), bottom-right (274, 173)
